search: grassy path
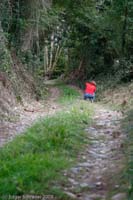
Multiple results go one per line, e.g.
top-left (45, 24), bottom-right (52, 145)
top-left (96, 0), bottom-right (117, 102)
top-left (0, 84), bottom-right (128, 200)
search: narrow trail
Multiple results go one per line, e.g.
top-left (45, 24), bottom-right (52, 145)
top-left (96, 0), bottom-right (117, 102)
top-left (62, 104), bottom-right (126, 200)
top-left (0, 87), bottom-right (61, 147)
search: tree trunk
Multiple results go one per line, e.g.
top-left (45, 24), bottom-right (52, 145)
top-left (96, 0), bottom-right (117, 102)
top-left (48, 33), bottom-right (54, 71)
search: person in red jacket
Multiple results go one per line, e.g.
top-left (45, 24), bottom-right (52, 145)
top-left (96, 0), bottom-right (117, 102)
top-left (84, 81), bottom-right (96, 102)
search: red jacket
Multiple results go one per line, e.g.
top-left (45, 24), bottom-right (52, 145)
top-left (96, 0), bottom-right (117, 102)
top-left (85, 82), bottom-right (96, 95)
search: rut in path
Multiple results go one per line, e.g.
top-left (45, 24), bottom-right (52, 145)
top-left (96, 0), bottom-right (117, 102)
top-left (61, 104), bottom-right (126, 200)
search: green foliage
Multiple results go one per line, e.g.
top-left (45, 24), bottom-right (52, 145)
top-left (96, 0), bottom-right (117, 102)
top-left (0, 30), bottom-right (12, 72)
top-left (123, 110), bottom-right (133, 199)
top-left (0, 0), bottom-right (132, 83)
top-left (55, 0), bottom-right (133, 82)
top-left (39, 8), bottom-right (60, 32)
top-left (0, 102), bottom-right (91, 196)
top-left (0, 45), bottom-right (11, 72)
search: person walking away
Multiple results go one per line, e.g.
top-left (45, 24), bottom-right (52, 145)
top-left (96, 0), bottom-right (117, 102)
top-left (84, 81), bottom-right (96, 102)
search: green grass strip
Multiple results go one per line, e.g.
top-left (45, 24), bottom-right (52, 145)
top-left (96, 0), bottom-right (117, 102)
top-left (57, 85), bottom-right (81, 104)
top-left (0, 102), bottom-right (92, 199)
top-left (125, 110), bottom-right (133, 200)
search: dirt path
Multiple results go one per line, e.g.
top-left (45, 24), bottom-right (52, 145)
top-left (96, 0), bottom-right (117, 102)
top-left (61, 104), bottom-right (126, 200)
top-left (0, 86), bottom-right (127, 199)
top-left (0, 87), bottom-right (61, 147)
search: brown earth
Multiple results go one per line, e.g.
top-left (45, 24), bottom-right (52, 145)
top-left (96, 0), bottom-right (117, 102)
top-left (0, 87), bottom-right (61, 147)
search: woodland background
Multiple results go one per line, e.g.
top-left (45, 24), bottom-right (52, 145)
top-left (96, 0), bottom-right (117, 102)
top-left (0, 0), bottom-right (132, 85)
top-left (0, 1), bottom-right (133, 199)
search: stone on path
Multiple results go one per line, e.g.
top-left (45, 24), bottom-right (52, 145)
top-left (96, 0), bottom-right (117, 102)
top-left (64, 191), bottom-right (77, 199)
top-left (111, 193), bottom-right (127, 200)
top-left (84, 193), bottom-right (105, 200)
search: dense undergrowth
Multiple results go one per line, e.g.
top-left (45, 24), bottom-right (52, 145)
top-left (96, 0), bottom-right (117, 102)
top-left (0, 86), bottom-right (92, 199)
top-left (96, 78), bottom-right (133, 112)
top-left (123, 110), bottom-right (133, 200)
